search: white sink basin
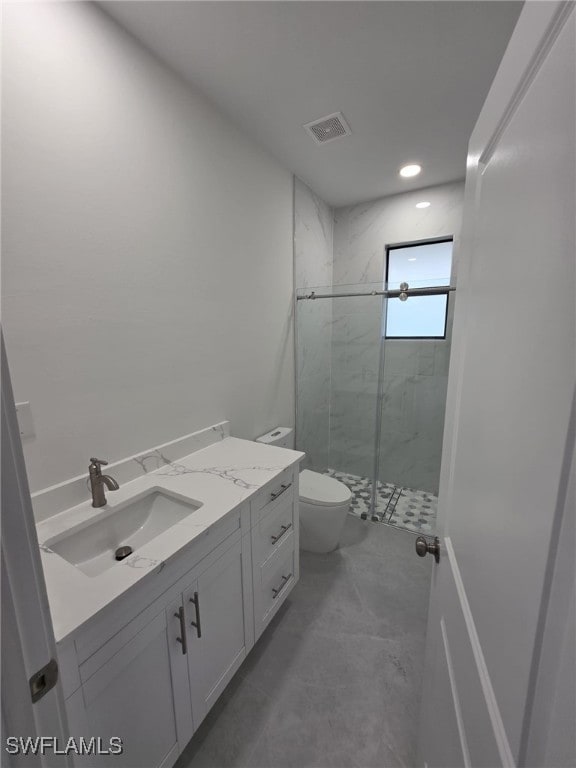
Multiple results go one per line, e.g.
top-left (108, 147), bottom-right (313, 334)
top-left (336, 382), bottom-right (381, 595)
top-left (44, 489), bottom-right (202, 578)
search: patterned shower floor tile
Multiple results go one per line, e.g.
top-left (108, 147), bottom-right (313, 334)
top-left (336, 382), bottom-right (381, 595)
top-left (324, 468), bottom-right (437, 535)
top-left (324, 468), bottom-right (395, 522)
top-left (387, 487), bottom-right (437, 535)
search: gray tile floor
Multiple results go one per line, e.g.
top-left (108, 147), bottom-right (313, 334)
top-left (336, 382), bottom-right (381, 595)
top-left (175, 517), bottom-right (432, 768)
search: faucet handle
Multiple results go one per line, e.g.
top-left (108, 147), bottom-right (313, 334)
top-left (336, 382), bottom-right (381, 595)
top-left (89, 457), bottom-right (108, 470)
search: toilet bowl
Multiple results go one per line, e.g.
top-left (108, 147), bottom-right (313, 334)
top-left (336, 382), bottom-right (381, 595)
top-left (256, 428), bottom-right (352, 554)
top-left (299, 469), bottom-right (352, 553)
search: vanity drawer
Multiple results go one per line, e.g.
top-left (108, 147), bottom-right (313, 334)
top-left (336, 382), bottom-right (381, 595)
top-left (255, 535), bottom-right (296, 634)
top-left (253, 491), bottom-right (294, 567)
top-left (250, 468), bottom-right (294, 521)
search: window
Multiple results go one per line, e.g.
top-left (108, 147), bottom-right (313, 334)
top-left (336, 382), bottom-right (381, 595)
top-left (384, 238), bottom-right (453, 339)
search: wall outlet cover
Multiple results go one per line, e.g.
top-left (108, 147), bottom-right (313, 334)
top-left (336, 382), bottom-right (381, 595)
top-left (15, 401), bottom-right (35, 439)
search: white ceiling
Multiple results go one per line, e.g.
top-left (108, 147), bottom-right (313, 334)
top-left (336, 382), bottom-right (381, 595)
top-left (101, 1), bottom-right (523, 207)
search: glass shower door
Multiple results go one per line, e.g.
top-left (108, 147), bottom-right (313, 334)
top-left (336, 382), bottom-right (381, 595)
top-left (295, 254), bottom-right (454, 536)
top-left (375, 239), bottom-right (455, 534)
top-left (326, 290), bottom-right (383, 518)
top-left (295, 284), bottom-right (383, 520)
top-left (295, 286), bottom-right (334, 473)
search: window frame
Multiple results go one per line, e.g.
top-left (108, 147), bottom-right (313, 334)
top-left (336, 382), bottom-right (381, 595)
top-left (384, 236), bottom-right (453, 340)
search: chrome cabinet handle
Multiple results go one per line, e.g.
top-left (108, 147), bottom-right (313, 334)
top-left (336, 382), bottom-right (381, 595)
top-left (189, 591), bottom-right (202, 638)
top-left (271, 522), bottom-right (292, 545)
top-left (270, 482), bottom-right (291, 501)
top-left (272, 573), bottom-right (292, 599)
top-left (174, 607), bottom-right (187, 655)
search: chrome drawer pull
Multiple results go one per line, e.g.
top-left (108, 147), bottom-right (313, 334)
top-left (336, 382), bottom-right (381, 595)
top-left (189, 591), bottom-right (202, 638)
top-left (270, 482), bottom-right (291, 501)
top-left (272, 573), bottom-right (292, 599)
top-left (173, 607), bottom-right (187, 655)
top-left (271, 522), bottom-right (292, 545)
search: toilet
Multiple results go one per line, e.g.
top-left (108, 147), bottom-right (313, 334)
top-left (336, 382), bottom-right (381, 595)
top-left (256, 427), bottom-right (352, 553)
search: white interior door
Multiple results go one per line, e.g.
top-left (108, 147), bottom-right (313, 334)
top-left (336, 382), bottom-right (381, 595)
top-left (417, 3), bottom-right (575, 766)
top-left (1, 331), bottom-right (70, 766)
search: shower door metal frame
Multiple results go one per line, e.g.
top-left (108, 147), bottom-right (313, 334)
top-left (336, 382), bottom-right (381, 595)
top-left (369, 295), bottom-right (388, 516)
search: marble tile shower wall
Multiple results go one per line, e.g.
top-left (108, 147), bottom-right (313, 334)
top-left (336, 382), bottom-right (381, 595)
top-left (294, 178), bottom-right (334, 471)
top-left (332, 182), bottom-right (464, 286)
top-left (330, 182), bottom-right (464, 493)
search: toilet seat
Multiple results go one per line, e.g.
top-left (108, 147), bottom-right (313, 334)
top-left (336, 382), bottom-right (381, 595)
top-left (299, 470), bottom-right (352, 507)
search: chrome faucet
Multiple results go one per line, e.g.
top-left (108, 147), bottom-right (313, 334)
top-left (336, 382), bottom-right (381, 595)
top-left (89, 458), bottom-right (119, 507)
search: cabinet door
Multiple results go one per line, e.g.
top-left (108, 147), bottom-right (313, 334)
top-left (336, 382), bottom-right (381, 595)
top-left (67, 609), bottom-right (191, 768)
top-left (184, 536), bottom-right (248, 726)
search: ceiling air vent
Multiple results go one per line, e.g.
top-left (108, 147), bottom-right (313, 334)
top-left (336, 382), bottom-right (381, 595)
top-left (304, 112), bottom-right (351, 145)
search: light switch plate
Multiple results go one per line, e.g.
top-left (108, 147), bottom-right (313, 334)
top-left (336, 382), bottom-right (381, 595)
top-left (15, 401), bottom-right (35, 439)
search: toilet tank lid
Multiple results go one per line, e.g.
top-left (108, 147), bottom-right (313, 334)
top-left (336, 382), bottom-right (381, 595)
top-left (299, 470), bottom-right (352, 506)
top-left (256, 427), bottom-right (293, 445)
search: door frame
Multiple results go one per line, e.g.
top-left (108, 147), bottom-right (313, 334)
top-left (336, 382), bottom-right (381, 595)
top-left (1, 330), bottom-right (70, 766)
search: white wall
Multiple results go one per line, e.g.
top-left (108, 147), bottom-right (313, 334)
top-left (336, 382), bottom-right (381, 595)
top-left (2, 2), bottom-right (294, 495)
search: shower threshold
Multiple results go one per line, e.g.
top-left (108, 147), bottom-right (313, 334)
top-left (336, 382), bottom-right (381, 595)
top-left (324, 468), bottom-right (437, 535)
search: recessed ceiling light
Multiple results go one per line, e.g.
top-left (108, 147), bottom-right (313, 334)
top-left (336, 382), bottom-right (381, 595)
top-left (408, 258), bottom-right (417, 262)
top-left (415, 201), bottom-right (431, 209)
top-left (400, 164), bottom-right (421, 178)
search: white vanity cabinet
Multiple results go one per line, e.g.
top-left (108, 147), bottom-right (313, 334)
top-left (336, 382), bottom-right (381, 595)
top-left (182, 531), bottom-right (253, 728)
top-left (58, 465), bottom-right (300, 768)
top-left (66, 607), bottom-right (188, 768)
top-left (63, 522), bottom-right (252, 767)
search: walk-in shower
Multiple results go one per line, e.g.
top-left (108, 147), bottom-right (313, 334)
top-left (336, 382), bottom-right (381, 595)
top-left (295, 237), bottom-right (455, 535)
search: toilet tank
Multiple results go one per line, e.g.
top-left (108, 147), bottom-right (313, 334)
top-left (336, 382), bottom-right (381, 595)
top-left (256, 427), bottom-right (294, 450)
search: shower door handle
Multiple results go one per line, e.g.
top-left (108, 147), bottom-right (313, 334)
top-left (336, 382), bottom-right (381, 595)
top-left (415, 536), bottom-right (440, 564)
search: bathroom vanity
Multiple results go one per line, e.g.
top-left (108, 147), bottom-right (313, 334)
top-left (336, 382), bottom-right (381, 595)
top-left (35, 425), bottom-right (303, 767)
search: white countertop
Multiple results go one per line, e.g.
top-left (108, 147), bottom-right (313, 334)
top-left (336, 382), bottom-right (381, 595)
top-left (37, 437), bottom-right (303, 642)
